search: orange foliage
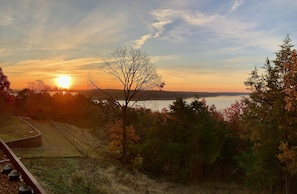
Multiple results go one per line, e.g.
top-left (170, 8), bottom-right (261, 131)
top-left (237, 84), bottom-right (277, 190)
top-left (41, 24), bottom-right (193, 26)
top-left (277, 141), bottom-right (297, 175)
top-left (223, 100), bottom-right (247, 132)
top-left (284, 49), bottom-right (297, 111)
top-left (108, 120), bottom-right (140, 152)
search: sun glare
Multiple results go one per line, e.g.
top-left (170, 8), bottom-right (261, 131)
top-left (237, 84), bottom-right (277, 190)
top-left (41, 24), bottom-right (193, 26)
top-left (56, 75), bottom-right (71, 89)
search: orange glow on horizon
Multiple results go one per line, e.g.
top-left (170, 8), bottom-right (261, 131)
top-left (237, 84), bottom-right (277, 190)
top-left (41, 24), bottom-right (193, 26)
top-left (9, 77), bottom-right (247, 92)
top-left (7, 72), bottom-right (248, 93)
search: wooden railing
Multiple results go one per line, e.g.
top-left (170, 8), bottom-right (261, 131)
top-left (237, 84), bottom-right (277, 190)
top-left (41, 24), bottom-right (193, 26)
top-left (0, 139), bottom-right (46, 194)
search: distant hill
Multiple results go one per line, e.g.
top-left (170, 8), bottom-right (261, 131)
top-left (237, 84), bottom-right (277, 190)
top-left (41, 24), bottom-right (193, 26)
top-left (78, 89), bottom-right (249, 100)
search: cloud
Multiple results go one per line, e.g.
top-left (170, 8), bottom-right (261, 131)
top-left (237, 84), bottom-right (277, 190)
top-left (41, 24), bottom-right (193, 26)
top-left (5, 57), bottom-right (104, 78)
top-left (157, 68), bottom-right (249, 92)
top-left (231, 0), bottom-right (243, 12)
top-left (1, 1), bottom-right (129, 54)
top-left (206, 15), bottom-right (280, 51)
top-left (181, 11), bottom-right (217, 25)
top-left (4, 57), bottom-right (106, 89)
top-left (131, 9), bottom-right (217, 48)
top-left (0, 48), bottom-right (7, 54)
top-left (131, 34), bottom-right (152, 49)
top-left (0, 15), bottom-right (15, 26)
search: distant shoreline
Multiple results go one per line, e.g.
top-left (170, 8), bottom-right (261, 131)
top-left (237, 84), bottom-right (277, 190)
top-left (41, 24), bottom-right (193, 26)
top-left (12, 89), bottom-right (249, 100)
top-left (78, 89), bottom-right (249, 100)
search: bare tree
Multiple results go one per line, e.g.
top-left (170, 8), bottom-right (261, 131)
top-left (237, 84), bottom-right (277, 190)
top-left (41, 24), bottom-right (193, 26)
top-left (90, 46), bottom-right (164, 164)
top-left (28, 80), bottom-right (51, 93)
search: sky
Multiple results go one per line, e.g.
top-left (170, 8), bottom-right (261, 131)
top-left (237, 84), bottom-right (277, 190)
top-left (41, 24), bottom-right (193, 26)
top-left (1, 0), bottom-right (297, 92)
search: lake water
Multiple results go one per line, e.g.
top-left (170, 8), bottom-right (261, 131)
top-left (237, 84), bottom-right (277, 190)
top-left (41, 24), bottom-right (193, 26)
top-left (132, 95), bottom-right (248, 112)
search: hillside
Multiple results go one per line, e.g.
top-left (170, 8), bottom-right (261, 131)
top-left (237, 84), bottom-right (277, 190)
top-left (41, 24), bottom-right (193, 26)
top-left (1, 117), bottom-right (251, 194)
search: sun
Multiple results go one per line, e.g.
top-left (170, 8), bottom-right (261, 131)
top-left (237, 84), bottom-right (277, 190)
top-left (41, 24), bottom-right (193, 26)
top-left (56, 75), bottom-right (72, 89)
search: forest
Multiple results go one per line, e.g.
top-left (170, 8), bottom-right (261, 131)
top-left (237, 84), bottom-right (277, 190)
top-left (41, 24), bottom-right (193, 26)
top-left (1, 36), bottom-right (297, 193)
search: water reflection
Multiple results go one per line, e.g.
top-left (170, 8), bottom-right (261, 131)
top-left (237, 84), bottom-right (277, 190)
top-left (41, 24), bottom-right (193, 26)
top-left (123, 95), bottom-right (248, 112)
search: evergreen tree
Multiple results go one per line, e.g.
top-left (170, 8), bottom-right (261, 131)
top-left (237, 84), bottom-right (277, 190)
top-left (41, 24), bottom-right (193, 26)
top-left (241, 35), bottom-right (297, 192)
top-left (140, 97), bottom-right (227, 180)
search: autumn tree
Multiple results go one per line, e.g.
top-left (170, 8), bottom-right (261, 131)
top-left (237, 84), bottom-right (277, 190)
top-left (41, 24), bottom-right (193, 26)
top-left (218, 100), bottom-right (247, 178)
top-left (15, 88), bottom-right (33, 114)
top-left (90, 46), bottom-right (164, 164)
top-left (51, 93), bottom-right (91, 126)
top-left (24, 91), bottom-right (52, 119)
top-left (241, 35), bottom-right (297, 192)
top-left (16, 81), bottom-right (52, 119)
top-left (0, 67), bottom-right (14, 112)
top-left (108, 120), bottom-right (140, 156)
top-left (28, 80), bottom-right (51, 93)
top-left (276, 44), bottom-right (297, 193)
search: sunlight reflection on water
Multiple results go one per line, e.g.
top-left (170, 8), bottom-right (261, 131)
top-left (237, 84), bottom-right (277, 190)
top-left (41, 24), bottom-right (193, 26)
top-left (133, 95), bottom-right (247, 112)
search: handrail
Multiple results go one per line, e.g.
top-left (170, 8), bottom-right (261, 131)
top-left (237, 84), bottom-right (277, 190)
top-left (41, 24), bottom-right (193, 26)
top-left (0, 139), bottom-right (46, 194)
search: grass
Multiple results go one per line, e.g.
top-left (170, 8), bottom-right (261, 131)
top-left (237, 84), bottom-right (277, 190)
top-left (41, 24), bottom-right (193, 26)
top-left (0, 116), bottom-right (38, 141)
top-left (17, 119), bottom-right (82, 158)
top-left (22, 157), bottom-right (253, 194)
top-left (0, 118), bottom-right (83, 158)
top-left (50, 121), bottom-right (100, 158)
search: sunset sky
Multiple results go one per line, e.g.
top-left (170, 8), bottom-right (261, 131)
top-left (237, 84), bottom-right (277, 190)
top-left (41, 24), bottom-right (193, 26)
top-left (1, 0), bottom-right (297, 92)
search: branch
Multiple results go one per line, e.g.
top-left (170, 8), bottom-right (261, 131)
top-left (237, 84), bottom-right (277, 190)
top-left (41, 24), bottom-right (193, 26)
top-left (88, 75), bottom-right (121, 107)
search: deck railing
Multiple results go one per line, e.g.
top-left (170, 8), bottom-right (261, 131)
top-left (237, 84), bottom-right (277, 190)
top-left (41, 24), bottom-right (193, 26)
top-left (0, 139), bottom-right (46, 194)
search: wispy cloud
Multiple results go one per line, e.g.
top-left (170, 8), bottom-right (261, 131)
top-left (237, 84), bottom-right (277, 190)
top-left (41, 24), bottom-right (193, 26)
top-left (151, 55), bottom-right (178, 63)
top-left (131, 9), bottom-right (217, 48)
top-left (206, 15), bottom-right (280, 51)
top-left (1, 1), bottom-right (128, 54)
top-left (158, 68), bottom-right (249, 92)
top-left (131, 34), bottom-right (153, 49)
top-left (231, 0), bottom-right (243, 12)
top-left (5, 57), bottom-right (105, 88)
top-left (0, 15), bottom-right (15, 26)
top-left (9, 57), bottom-right (104, 72)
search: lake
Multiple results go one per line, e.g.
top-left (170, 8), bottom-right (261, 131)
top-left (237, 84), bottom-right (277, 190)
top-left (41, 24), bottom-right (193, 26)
top-left (131, 95), bottom-right (248, 112)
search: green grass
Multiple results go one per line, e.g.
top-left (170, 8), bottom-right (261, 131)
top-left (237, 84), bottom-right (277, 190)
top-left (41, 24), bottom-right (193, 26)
top-left (13, 119), bottom-right (83, 158)
top-left (51, 122), bottom-right (102, 158)
top-left (0, 133), bottom-right (19, 141)
top-left (0, 118), bottom-right (82, 158)
top-left (0, 117), bottom-right (38, 141)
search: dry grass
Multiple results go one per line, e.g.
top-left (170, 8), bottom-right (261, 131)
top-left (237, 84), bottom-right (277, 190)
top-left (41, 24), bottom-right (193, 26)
top-left (23, 157), bottom-right (253, 194)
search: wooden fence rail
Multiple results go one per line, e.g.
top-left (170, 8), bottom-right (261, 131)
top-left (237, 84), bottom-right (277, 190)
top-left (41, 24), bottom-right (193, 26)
top-left (0, 139), bottom-right (46, 194)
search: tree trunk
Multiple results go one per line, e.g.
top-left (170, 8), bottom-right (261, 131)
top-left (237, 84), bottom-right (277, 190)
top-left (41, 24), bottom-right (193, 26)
top-left (221, 162), bottom-right (224, 179)
top-left (122, 106), bottom-right (128, 164)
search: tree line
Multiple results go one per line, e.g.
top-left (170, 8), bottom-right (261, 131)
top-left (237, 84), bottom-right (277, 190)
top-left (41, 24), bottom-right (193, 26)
top-left (2, 37), bottom-right (297, 193)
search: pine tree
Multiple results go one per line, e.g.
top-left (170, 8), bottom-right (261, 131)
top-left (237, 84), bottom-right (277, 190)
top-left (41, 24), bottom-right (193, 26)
top-left (241, 35), bottom-right (297, 192)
